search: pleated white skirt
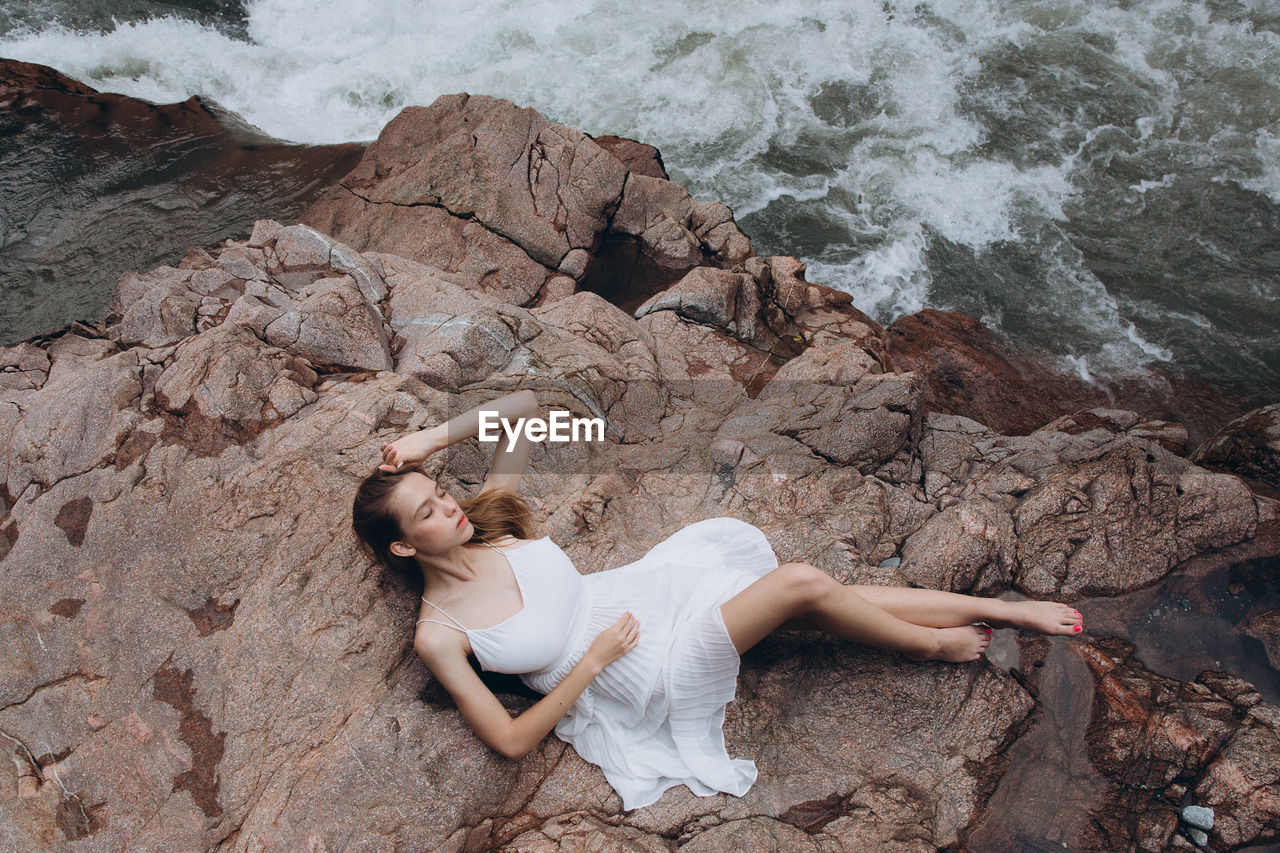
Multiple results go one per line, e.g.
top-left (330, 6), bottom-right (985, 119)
top-left (520, 516), bottom-right (780, 810)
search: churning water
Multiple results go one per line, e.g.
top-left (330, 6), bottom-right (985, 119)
top-left (2, 0), bottom-right (1279, 402)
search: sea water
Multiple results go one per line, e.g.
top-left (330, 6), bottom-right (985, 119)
top-left (2, 0), bottom-right (1278, 402)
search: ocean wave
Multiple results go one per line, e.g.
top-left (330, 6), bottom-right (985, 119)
top-left (3, 0), bottom-right (1279, 395)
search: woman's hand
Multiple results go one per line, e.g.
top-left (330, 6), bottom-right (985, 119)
top-left (379, 428), bottom-right (443, 473)
top-left (585, 612), bottom-right (640, 669)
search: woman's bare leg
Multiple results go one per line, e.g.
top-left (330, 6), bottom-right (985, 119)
top-left (719, 564), bottom-right (991, 662)
top-left (847, 585), bottom-right (1082, 634)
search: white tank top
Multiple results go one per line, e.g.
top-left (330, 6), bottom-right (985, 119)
top-left (416, 536), bottom-right (590, 675)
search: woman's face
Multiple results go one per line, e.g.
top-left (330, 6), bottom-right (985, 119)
top-left (390, 472), bottom-right (472, 557)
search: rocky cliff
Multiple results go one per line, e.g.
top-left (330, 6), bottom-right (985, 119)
top-left (2, 93), bottom-right (1279, 851)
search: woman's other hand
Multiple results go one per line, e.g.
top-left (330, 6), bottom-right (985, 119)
top-left (586, 612), bottom-right (640, 669)
top-left (379, 428), bottom-right (443, 472)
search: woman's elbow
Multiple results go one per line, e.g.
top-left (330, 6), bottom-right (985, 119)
top-left (495, 736), bottom-right (531, 761)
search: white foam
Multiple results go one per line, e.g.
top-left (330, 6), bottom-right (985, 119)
top-left (3, 0), bottom-right (1277, 387)
top-left (1059, 353), bottom-right (1095, 384)
top-left (807, 225), bottom-right (933, 322)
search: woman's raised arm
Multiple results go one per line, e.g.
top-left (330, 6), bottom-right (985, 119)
top-left (417, 610), bottom-right (639, 760)
top-left (379, 390), bottom-right (538, 480)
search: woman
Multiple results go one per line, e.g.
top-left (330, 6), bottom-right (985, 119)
top-left (350, 390), bottom-right (1084, 810)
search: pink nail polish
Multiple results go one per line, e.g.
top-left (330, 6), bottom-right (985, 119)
top-left (1073, 625), bottom-right (1081, 632)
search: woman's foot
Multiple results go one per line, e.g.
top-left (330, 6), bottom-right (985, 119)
top-left (906, 625), bottom-right (992, 663)
top-left (988, 600), bottom-right (1082, 636)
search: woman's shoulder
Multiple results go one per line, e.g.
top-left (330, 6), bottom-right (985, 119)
top-left (412, 620), bottom-right (469, 662)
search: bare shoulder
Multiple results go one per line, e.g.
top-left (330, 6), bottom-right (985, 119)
top-left (413, 622), bottom-right (468, 665)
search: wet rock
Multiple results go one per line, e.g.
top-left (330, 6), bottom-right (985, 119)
top-left (1193, 402), bottom-right (1280, 497)
top-left (1195, 703), bottom-right (1280, 848)
top-left (0, 58), bottom-right (366, 348)
top-left (1182, 804), bottom-right (1214, 831)
top-left (1242, 610), bottom-right (1280, 669)
top-left (1081, 636), bottom-right (1238, 791)
top-left (1078, 636), bottom-right (1280, 851)
top-left (886, 308), bottom-right (1107, 435)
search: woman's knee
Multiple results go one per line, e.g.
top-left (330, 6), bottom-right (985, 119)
top-left (775, 562), bottom-right (838, 613)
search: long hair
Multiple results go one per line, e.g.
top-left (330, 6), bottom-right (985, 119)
top-left (350, 464), bottom-right (537, 592)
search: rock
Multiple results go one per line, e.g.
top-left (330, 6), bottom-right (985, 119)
top-left (299, 94), bottom-right (757, 313)
top-left (886, 307), bottom-right (1267, 448)
top-left (634, 266), bottom-right (762, 345)
top-left (1041, 408), bottom-right (1190, 456)
top-left (109, 267), bottom-right (202, 348)
top-left (2, 96), bottom-right (1276, 853)
top-left (1243, 610), bottom-right (1280, 669)
top-left (1194, 702), bottom-right (1280, 848)
top-left (593, 134), bottom-right (668, 179)
top-left (153, 322), bottom-right (319, 446)
top-left (1075, 636), bottom-right (1280, 851)
top-left (1012, 442), bottom-right (1258, 597)
top-left (716, 361), bottom-right (923, 475)
top-left (1181, 805), bottom-right (1214, 831)
top-left (1193, 402), bottom-right (1280, 497)
top-left (886, 308), bottom-right (1108, 435)
top-left (899, 498), bottom-right (1016, 594)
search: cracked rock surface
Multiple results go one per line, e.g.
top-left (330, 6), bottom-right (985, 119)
top-left (2, 93), bottom-right (1279, 851)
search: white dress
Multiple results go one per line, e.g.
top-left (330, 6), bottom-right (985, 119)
top-left (417, 516), bottom-right (780, 810)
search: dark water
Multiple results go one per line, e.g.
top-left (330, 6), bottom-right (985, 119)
top-left (1, 0), bottom-right (248, 38)
top-left (0, 63), bottom-right (364, 344)
top-left (969, 548), bottom-right (1280, 851)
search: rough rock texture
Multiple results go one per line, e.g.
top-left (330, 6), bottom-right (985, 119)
top-left (1078, 636), bottom-right (1280, 851)
top-left (2, 94), bottom-right (1279, 851)
top-left (884, 307), bottom-right (1267, 449)
top-left (299, 93), bottom-right (756, 314)
top-left (885, 308), bottom-right (1107, 437)
top-left (1193, 402), bottom-right (1280, 499)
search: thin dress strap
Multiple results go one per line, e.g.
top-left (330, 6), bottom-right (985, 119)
top-left (417, 598), bottom-right (468, 633)
top-left (415, 538), bottom-right (518, 632)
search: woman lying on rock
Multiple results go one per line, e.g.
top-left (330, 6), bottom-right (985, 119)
top-left (350, 390), bottom-right (1084, 811)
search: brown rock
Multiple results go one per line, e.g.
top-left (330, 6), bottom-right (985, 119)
top-left (1193, 402), bottom-right (1280, 497)
top-left (300, 95), bottom-right (760, 318)
top-left (886, 308), bottom-right (1105, 435)
top-left (1195, 703), bottom-right (1280, 848)
top-left (1081, 636), bottom-right (1237, 790)
top-left (302, 93), bottom-right (629, 270)
top-left (1075, 636), bottom-right (1278, 852)
top-left (2, 96), bottom-right (1276, 853)
top-left (593, 134), bottom-right (669, 179)
top-left (153, 322), bottom-right (319, 445)
top-left (899, 497), bottom-right (1017, 593)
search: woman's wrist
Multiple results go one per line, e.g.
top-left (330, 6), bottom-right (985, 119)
top-left (422, 424), bottom-right (448, 455)
top-left (577, 651), bottom-right (606, 679)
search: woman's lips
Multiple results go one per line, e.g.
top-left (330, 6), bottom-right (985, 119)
top-left (456, 514), bottom-right (467, 529)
